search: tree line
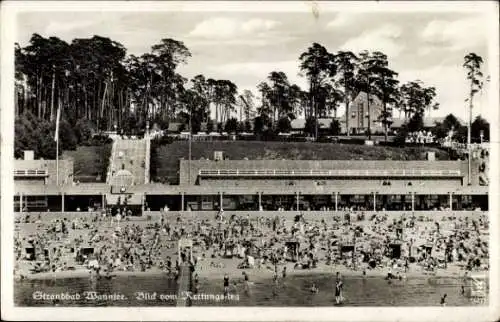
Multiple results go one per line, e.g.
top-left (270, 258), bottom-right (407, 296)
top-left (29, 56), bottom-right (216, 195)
top-left (14, 34), bottom-right (487, 157)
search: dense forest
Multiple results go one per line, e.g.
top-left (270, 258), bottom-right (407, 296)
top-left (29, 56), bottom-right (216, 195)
top-left (14, 34), bottom-right (488, 159)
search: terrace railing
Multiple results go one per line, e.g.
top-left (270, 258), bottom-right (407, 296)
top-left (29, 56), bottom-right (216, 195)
top-left (14, 169), bottom-right (49, 177)
top-left (199, 169), bottom-right (462, 178)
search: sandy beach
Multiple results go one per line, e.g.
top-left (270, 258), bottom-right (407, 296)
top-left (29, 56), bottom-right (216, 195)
top-left (192, 256), bottom-right (471, 281)
top-left (18, 256), bottom-right (472, 282)
top-left (15, 267), bottom-right (173, 281)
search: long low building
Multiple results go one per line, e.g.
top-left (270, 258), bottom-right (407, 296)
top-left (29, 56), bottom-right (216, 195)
top-left (13, 151), bottom-right (489, 214)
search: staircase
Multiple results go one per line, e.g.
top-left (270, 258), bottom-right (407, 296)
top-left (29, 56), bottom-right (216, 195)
top-left (108, 138), bottom-right (148, 186)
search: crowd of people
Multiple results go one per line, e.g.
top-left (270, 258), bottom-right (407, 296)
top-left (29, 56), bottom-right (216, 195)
top-left (405, 131), bottom-right (436, 145)
top-left (15, 207), bottom-right (489, 296)
top-left (15, 212), bottom-right (180, 277)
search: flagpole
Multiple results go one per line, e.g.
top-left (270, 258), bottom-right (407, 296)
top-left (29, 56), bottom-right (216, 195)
top-left (55, 101), bottom-right (61, 186)
top-left (56, 134), bottom-right (59, 185)
top-left (56, 109), bottom-right (59, 186)
top-left (466, 97), bottom-right (472, 186)
top-left (188, 110), bottom-right (192, 185)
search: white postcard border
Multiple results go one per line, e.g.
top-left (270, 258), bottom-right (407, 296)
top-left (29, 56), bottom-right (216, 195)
top-left (1, 1), bottom-right (499, 321)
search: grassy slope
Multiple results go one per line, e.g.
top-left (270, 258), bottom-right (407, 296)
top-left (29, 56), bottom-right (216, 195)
top-left (152, 141), bottom-right (450, 182)
top-left (62, 144), bottom-right (112, 182)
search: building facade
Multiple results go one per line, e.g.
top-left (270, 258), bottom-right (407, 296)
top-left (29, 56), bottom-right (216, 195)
top-left (13, 156), bottom-right (489, 214)
top-left (340, 92), bottom-right (384, 135)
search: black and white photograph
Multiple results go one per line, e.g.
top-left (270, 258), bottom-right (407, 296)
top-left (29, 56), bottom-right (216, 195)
top-left (1, 1), bottom-right (499, 321)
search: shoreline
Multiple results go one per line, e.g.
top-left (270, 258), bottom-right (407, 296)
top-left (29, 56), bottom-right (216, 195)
top-left (15, 268), bottom-right (174, 281)
top-left (191, 257), bottom-right (488, 283)
top-left (16, 261), bottom-right (486, 282)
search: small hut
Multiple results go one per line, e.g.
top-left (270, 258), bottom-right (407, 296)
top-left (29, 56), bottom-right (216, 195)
top-left (178, 238), bottom-right (193, 264)
top-left (23, 242), bottom-right (36, 260)
top-left (339, 236), bottom-right (355, 260)
top-left (388, 243), bottom-right (402, 259)
top-left (285, 238), bottom-right (300, 262)
top-left (424, 243), bottom-right (433, 256)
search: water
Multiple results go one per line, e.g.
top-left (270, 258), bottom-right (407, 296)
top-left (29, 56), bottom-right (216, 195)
top-left (195, 274), bottom-right (488, 307)
top-left (15, 275), bottom-right (487, 307)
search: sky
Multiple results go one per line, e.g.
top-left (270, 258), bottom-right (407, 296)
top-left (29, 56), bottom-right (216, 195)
top-left (15, 2), bottom-right (497, 122)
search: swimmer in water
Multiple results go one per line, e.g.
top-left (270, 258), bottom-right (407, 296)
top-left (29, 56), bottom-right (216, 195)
top-left (193, 274), bottom-right (200, 294)
top-left (232, 281), bottom-right (238, 293)
top-left (334, 273), bottom-right (344, 304)
top-left (223, 273), bottom-right (230, 295)
top-left (273, 272), bottom-right (279, 285)
top-left (242, 271), bottom-right (251, 293)
top-left (310, 283), bottom-right (319, 293)
top-left (335, 280), bottom-right (343, 304)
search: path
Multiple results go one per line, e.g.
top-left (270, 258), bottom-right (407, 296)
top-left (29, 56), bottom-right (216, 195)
top-left (176, 263), bottom-right (193, 307)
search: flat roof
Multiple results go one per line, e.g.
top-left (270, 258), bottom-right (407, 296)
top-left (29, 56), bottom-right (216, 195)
top-left (14, 183), bottom-right (109, 195)
top-left (14, 182), bottom-right (488, 196)
top-left (17, 183), bottom-right (486, 195)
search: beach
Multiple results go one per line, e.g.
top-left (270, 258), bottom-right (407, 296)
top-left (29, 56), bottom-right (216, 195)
top-left (14, 209), bottom-right (489, 307)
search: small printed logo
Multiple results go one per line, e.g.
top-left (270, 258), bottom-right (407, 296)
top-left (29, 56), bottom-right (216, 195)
top-left (470, 275), bottom-right (487, 298)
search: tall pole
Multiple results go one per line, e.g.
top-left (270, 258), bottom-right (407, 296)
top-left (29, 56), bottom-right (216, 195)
top-left (353, 234), bottom-right (356, 270)
top-left (188, 110), bottom-right (192, 185)
top-left (411, 192), bottom-right (415, 212)
top-left (55, 100), bottom-right (61, 186)
top-left (467, 94), bottom-right (473, 186)
top-left (56, 133), bottom-right (59, 185)
top-left (296, 192), bottom-right (300, 211)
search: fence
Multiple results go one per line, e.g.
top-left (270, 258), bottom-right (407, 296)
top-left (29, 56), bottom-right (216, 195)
top-left (14, 169), bottom-right (48, 177)
top-left (199, 168), bottom-right (462, 178)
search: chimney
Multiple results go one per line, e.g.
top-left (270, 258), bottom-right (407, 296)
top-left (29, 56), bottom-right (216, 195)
top-left (24, 150), bottom-right (34, 161)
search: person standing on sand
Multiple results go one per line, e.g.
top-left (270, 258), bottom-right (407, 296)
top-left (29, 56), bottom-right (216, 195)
top-left (387, 267), bottom-right (394, 280)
